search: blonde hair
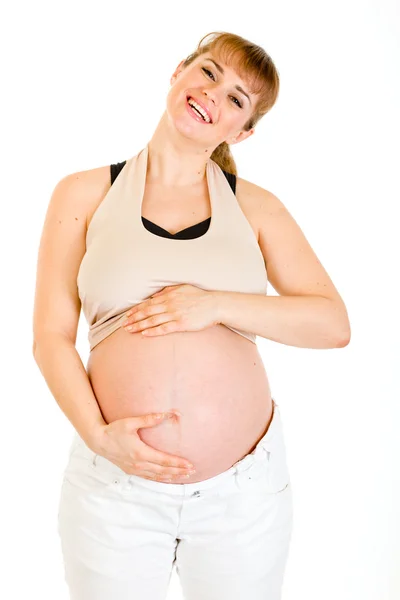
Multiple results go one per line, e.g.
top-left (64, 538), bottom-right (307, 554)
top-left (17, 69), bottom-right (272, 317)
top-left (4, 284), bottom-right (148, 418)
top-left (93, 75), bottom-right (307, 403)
top-left (181, 31), bottom-right (280, 175)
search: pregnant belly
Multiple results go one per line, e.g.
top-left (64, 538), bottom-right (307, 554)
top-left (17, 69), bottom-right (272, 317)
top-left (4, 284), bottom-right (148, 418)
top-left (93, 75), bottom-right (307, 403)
top-left (86, 324), bottom-right (273, 483)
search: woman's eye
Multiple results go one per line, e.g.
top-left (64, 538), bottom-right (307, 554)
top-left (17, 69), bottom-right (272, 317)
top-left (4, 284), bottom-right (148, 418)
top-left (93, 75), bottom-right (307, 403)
top-left (202, 67), bottom-right (215, 80)
top-left (231, 97), bottom-right (242, 108)
top-left (202, 68), bottom-right (242, 108)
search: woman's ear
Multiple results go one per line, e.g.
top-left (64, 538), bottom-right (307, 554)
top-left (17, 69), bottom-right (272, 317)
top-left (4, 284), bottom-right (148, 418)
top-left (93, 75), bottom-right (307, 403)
top-left (170, 59), bottom-right (186, 86)
top-left (226, 128), bottom-right (255, 146)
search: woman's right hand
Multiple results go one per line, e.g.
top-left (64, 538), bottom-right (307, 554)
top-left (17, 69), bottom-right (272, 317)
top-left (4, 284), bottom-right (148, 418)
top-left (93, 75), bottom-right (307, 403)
top-left (91, 411), bottom-right (196, 482)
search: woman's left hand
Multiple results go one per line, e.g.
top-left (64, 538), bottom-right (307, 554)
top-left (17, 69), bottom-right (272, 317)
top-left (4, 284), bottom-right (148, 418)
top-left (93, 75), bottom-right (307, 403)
top-left (121, 284), bottom-right (221, 337)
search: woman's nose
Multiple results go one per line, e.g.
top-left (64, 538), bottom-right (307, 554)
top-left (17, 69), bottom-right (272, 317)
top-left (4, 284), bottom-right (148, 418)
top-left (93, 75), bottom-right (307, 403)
top-left (202, 91), bottom-right (218, 108)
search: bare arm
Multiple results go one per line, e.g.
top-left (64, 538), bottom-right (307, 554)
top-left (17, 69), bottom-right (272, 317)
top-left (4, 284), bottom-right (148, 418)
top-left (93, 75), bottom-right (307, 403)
top-left (33, 334), bottom-right (107, 448)
top-left (32, 165), bottom-right (110, 451)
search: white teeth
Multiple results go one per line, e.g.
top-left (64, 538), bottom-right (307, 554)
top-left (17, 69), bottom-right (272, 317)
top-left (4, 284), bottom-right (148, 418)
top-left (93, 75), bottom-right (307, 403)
top-left (188, 97), bottom-right (211, 123)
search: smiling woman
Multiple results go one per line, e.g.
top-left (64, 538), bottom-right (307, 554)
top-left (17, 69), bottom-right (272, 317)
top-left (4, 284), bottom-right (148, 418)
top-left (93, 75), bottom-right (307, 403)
top-left (32, 30), bottom-right (333, 600)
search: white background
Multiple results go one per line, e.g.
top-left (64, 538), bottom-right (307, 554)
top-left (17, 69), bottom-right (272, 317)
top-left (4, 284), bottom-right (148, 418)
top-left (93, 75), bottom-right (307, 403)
top-left (1, 0), bottom-right (399, 598)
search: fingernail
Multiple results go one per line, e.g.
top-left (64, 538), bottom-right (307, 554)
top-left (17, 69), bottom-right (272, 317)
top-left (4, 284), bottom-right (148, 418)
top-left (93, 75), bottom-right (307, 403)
top-left (170, 409), bottom-right (183, 417)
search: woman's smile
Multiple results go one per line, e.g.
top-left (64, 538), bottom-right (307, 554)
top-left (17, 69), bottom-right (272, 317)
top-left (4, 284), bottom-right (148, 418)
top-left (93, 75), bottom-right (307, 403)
top-left (185, 96), bottom-right (213, 124)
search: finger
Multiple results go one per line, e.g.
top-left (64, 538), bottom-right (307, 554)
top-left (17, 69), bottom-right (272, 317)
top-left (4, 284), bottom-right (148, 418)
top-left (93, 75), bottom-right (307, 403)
top-left (140, 473), bottom-right (184, 483)
top-left (142, 321), bottom-right (179, 336)
top-left (135, 462), bottom-right (195, 479)
top-left (137, 440), bottom-right (193, 470)
top-left (124, 310), bottom-right (169, 331)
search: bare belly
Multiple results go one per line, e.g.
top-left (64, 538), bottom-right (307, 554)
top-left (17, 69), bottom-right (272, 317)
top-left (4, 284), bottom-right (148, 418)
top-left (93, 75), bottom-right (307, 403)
top-left (86, 324), bottom-right (273, 483)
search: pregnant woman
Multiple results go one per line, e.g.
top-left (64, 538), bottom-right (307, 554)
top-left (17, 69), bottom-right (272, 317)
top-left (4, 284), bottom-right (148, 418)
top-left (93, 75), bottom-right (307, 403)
top-left (32, 31), bottom-right (350, 600)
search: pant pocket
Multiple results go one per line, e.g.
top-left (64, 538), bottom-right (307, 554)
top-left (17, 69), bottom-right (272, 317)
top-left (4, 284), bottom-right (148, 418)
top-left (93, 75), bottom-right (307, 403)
top-left (264, 432), bottom-right (291, 494)
top-left (62, 438), bottom-right (131, 496)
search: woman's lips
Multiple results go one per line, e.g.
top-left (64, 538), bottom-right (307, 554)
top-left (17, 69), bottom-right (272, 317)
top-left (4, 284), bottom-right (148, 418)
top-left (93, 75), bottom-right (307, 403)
top-left (186, 97), bottom-right (212, 124)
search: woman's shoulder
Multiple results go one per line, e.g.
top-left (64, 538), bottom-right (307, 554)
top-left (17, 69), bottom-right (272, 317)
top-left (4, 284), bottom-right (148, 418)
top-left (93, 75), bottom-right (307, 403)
top-left (235, 175), bottom-right (288, 244)
top-left (56, 163), bottom-right (113, 230)
top-left (236, 175), bottom-right (286, 217)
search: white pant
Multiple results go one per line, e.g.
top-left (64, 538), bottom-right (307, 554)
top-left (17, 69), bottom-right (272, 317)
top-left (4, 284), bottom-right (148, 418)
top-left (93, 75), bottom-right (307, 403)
top-left (57, 400), bottom-right (293, 599)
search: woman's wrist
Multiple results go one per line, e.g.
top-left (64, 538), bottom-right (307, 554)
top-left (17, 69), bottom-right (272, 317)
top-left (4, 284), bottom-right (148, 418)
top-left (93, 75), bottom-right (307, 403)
top-left (81, 419), bottom-right (108, 454)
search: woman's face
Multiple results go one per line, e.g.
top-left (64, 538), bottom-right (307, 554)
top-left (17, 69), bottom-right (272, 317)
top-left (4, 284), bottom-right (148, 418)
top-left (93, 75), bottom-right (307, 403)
top-left (166, 52), bottom-right (257, 148)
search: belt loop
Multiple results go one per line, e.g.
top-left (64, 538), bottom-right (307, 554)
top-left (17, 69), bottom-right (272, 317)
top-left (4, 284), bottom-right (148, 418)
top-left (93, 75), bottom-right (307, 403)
top-left (234, 468), bottom-right (248, 490)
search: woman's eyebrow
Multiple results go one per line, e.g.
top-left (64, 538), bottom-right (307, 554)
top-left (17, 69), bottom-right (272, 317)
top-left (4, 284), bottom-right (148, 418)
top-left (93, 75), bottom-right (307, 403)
top-left (203, 58), bottom-right (251, 105)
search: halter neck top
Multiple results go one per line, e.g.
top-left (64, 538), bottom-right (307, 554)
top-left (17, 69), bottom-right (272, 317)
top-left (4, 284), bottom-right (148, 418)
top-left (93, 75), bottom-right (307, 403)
top-left (77, 143), bottom-right (268, 350)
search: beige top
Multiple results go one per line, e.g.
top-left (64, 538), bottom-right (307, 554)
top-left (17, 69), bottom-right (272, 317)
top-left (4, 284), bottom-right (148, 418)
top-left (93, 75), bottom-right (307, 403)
top-left (77, 143), bottom-right (268, 351)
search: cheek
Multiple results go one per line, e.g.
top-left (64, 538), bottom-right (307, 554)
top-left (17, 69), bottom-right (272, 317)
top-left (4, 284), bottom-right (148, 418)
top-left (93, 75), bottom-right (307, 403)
top-left (165, 92), bottom-right (189, 130)
top-left (166, 86), bottom-right (191, 119)
top-left (217, 113), bottom-right (242, 136)
top-left (166, 87), bottom-right (180, 113)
